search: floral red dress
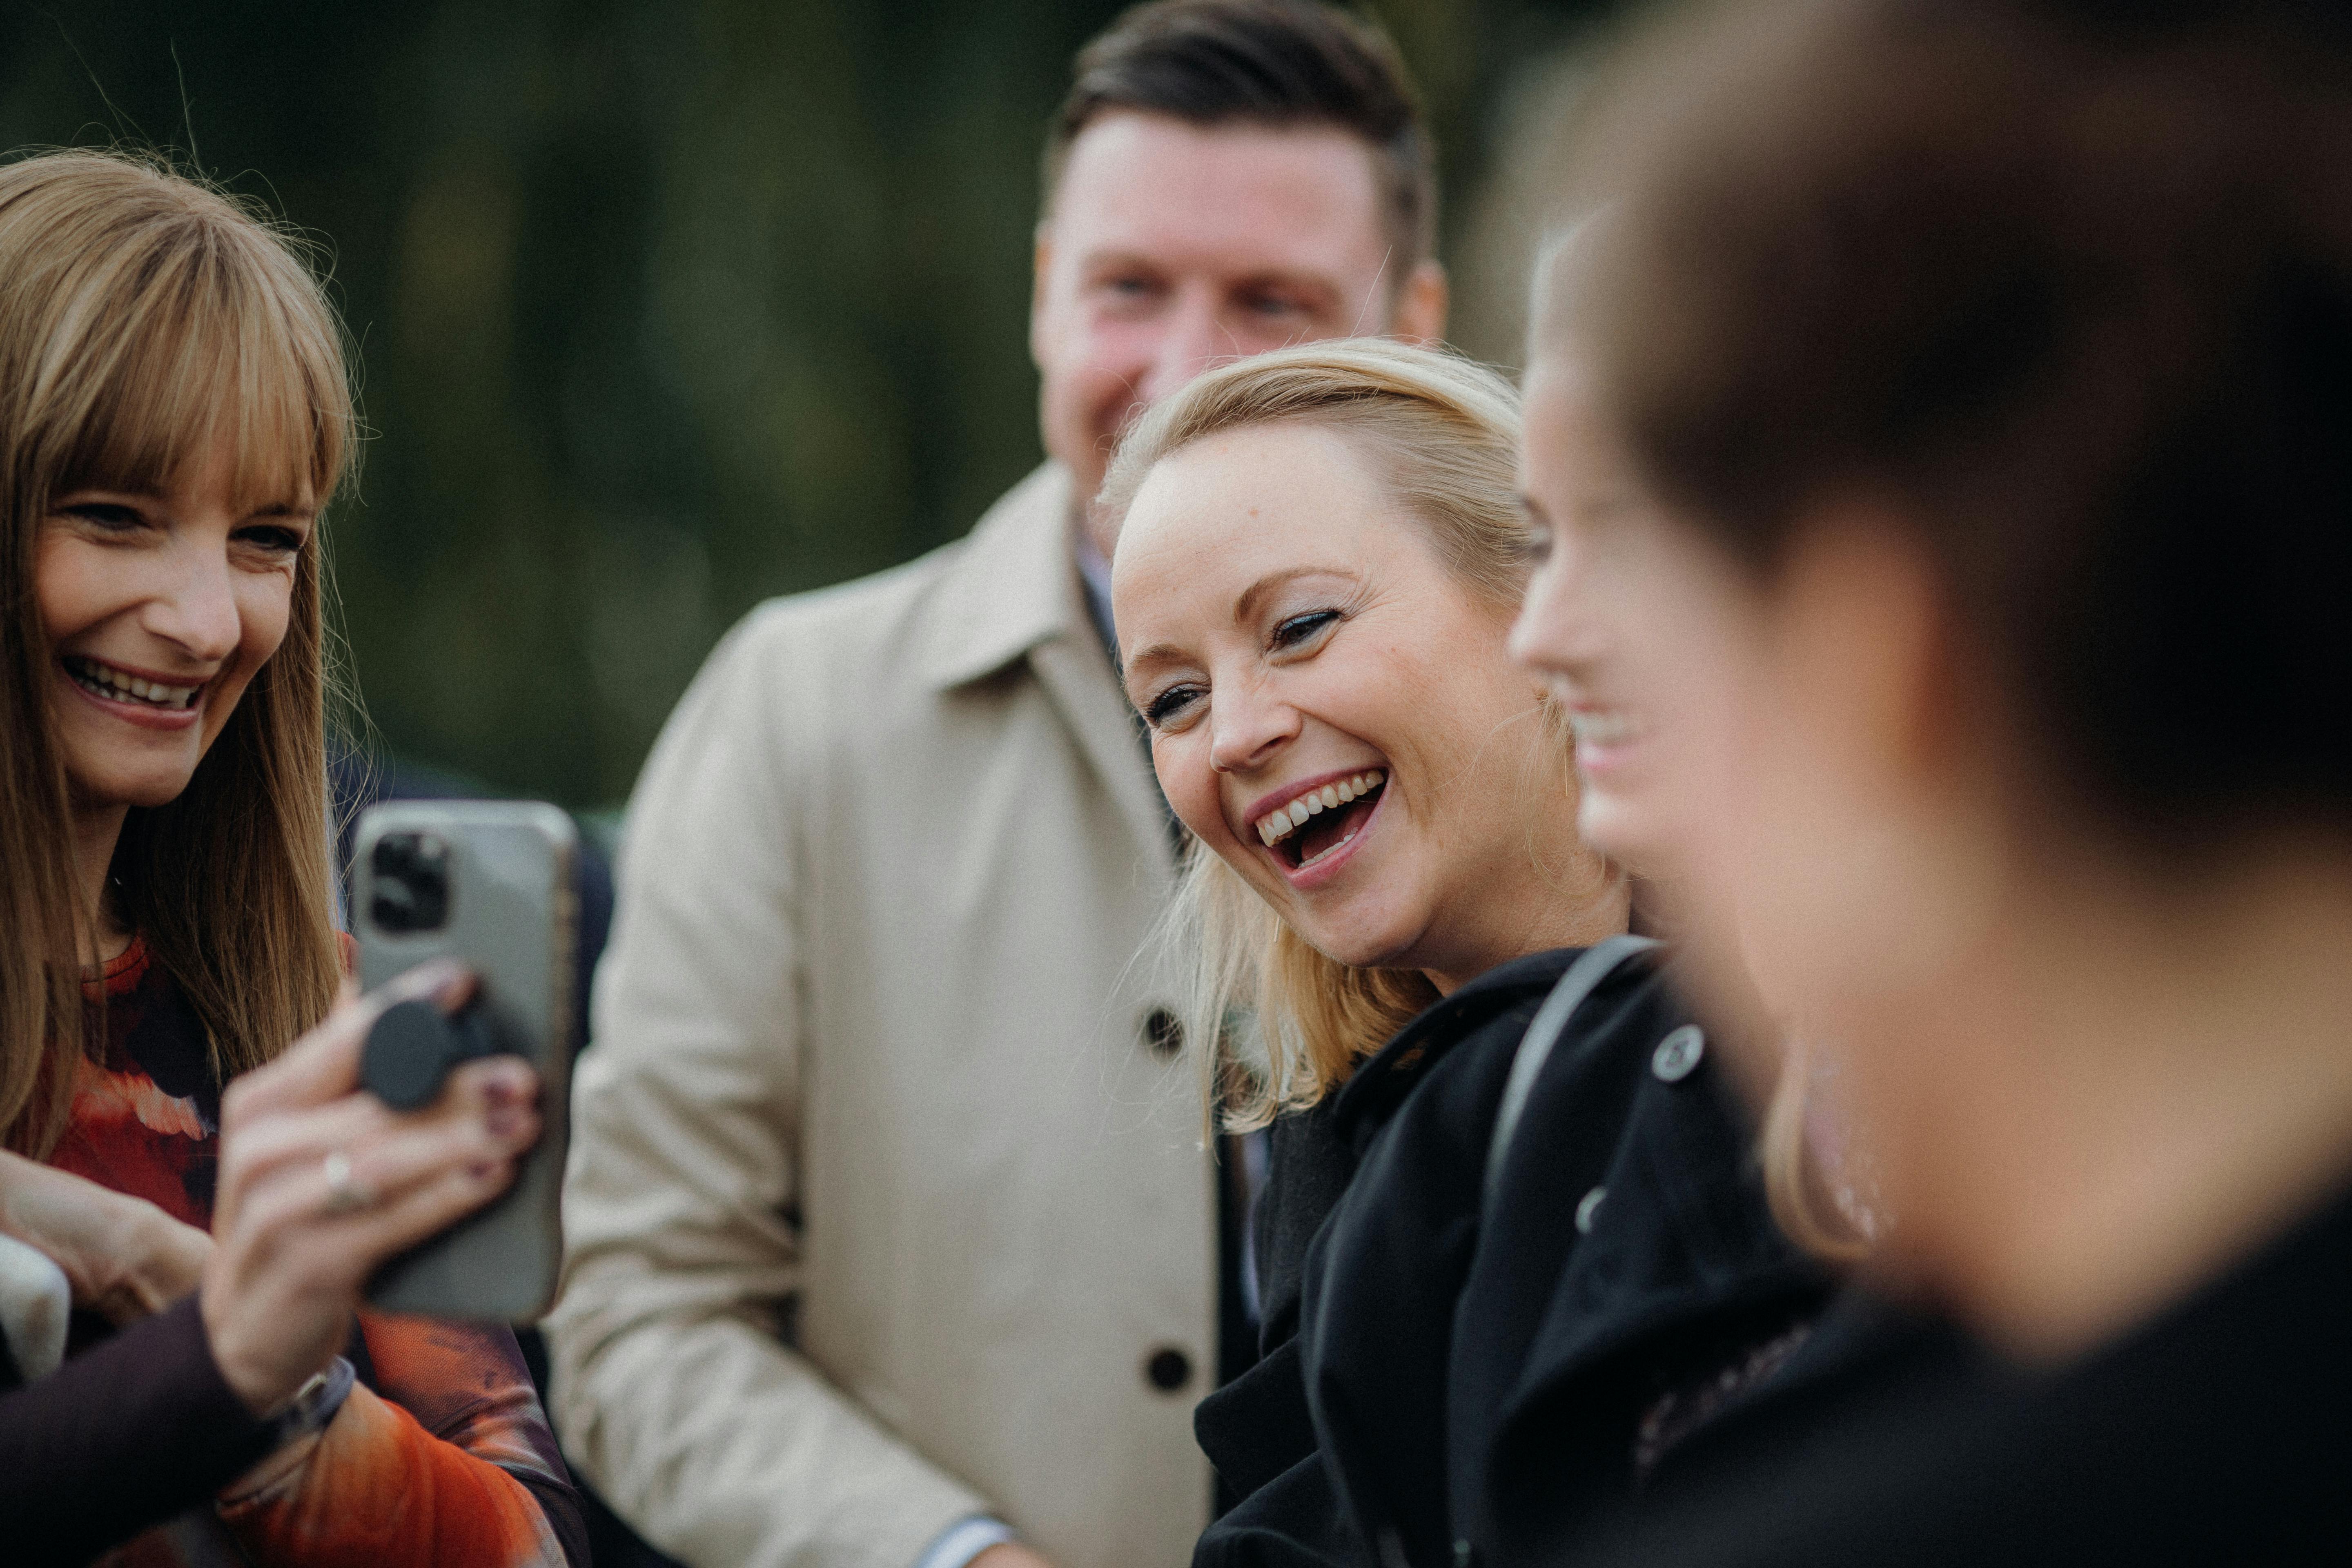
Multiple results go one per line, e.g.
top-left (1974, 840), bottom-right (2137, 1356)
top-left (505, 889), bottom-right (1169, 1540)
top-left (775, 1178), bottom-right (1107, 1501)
top-left (47, 938), bottom-right (586, 1568)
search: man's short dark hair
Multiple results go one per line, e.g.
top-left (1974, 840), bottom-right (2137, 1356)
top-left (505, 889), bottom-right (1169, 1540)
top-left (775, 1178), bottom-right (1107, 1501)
top-left (1046, 0), bottom-right (1436, 272)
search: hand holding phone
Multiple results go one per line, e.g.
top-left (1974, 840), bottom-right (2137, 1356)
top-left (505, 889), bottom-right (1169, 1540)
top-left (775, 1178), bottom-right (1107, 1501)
top-left (351, 801), bottom-right (577, 1321)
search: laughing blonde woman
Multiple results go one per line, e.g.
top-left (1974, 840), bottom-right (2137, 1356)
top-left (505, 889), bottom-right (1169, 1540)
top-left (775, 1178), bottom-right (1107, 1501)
top-left (1103, 338), bottom-right (1832, 1566)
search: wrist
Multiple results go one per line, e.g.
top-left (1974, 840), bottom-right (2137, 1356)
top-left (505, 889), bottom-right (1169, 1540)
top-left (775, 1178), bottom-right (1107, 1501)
top-left (197, 1273), bottom-right (300, 1416)
top-left (119, 1203), bottom-right (194, 1313)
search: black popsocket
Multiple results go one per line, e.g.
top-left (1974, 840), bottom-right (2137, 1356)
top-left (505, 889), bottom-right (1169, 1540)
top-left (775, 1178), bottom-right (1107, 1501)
top-left (363, 998), bottom-right (500, 1111)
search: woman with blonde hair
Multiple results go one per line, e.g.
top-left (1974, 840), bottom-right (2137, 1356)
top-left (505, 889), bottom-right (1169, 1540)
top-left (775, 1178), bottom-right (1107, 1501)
top-left (0, 148), bottom-right (581, 1565)
top-left (1104, 337), bottom-right (1830, 1566)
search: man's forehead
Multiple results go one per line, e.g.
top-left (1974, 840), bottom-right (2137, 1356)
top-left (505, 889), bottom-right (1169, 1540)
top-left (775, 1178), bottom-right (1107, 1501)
top-left (1052, 110), bottom-right (1388, 272)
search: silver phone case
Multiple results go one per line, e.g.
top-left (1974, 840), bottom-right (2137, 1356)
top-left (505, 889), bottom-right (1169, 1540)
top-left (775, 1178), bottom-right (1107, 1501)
top-left (351, 800), bottom-right (577, 1320)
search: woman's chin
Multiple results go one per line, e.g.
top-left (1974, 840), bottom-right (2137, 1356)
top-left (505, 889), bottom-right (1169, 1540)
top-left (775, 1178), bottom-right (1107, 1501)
top-left (66, 758), bottom-right (202, 815)
top-left (1575, 789), bottom-right (1672, 877)
top-left (1288, 905), bottom-right (1423, 974)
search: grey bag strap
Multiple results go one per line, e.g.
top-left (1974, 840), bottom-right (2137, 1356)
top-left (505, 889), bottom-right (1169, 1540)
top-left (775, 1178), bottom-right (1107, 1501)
top-left (1483, 933), bottom-right (1662, 1208)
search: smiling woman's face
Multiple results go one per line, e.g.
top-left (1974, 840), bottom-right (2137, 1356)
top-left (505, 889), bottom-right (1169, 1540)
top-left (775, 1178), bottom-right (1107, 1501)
top-left (1114, 419), bottom-right (1597, 990)
top-left (1509, 354), bottom-right (1764, 888)
top-left (36, 444), bottom-right (313, 816)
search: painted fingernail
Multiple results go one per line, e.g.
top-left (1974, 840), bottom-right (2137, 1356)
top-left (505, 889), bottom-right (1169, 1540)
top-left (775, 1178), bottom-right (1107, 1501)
top-left (483, 1062), bottom-right (537, 1102)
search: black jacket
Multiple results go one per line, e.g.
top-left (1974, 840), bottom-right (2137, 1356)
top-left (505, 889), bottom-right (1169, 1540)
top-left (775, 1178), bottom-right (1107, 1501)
top-left (1194, 947), bottom-right (1831, 1568)
top-left (1579, 1179), bottom-right (2352, 1567)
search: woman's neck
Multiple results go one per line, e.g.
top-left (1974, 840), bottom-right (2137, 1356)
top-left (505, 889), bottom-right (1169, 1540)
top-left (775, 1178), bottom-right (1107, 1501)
top-left (70, 800), bottom-right (133, 966)
top-left (1420, 871), bottom-right (1632, 996)
top-left (1871, 835), bottom-right (2352, 1362)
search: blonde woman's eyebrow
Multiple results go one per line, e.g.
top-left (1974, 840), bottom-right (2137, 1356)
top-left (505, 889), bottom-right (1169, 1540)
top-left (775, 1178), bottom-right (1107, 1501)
top-left (1232, 565), bottom-right (1356, 624)
top-left (1120, 641), bottom-right (1192, 688)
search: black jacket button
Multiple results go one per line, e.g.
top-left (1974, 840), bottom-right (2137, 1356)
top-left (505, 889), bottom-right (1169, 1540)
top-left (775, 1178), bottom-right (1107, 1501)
top-left (1141, 1007), bottom-right (1183, 1059)
top-left (1145, 1345), bottom-right (1192, 1392)
top-left (1652, 1025), bottom-right (1706, 1082)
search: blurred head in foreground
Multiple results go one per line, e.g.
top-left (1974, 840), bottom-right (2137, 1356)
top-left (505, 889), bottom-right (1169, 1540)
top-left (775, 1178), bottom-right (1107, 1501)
top-left (1514, 0), bottom-right (2352, 1330)
top-left (0, 149), bottom-right (351, 1155)
top-left (1105, 339), bottom-right (1624, 1126)
top-left (1036, 0), bottom-right (1450, 549)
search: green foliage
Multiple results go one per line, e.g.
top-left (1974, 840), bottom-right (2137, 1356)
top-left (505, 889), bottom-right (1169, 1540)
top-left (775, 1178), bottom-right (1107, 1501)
top-left (0, 0), bottom-right (1599, 806)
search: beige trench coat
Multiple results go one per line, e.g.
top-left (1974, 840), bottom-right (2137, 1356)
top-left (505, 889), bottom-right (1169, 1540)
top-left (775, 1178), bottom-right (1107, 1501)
top-left (546, 466), bottom-right (1212, 1568)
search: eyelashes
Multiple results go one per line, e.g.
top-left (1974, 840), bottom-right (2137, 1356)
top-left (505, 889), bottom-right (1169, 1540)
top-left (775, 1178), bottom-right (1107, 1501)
top-left (1145, 684), bottom-right (1203, 726)
top-left (1270, 608), bottom-right (1341, 650)
top-left (1138, 601), bottom-right (1353, 732)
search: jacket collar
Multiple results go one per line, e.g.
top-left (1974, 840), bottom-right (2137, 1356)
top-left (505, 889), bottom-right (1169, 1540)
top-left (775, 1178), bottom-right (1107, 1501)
top-left (1330, 947), bottom-right (1581, 1145)
top-left (916, 463), bottom-right (1080, 692)
top-left (914, 461), bottom-right (1178, 883)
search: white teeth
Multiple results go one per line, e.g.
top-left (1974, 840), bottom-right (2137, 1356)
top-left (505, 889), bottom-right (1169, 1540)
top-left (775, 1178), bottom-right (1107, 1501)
top-left (66, 659), bottom-right (199, 709)
top-left (1567, 709), bottom-right (1638, 748)
top-left (1251, 770), bottom-right (1387, 847)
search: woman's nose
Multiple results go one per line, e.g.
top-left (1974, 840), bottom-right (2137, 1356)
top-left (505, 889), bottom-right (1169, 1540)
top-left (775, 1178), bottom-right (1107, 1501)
top-left (144, 543), bottom-right (243, 663)
top-left (1208, 683), bottom-right (1300, 774)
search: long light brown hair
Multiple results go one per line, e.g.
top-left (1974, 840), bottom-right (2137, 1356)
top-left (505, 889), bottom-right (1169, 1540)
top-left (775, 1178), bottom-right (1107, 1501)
top-left (1100, 339), bottom-right (1620, 1128)
top-left (0, 149), bottom-right (353, 1156)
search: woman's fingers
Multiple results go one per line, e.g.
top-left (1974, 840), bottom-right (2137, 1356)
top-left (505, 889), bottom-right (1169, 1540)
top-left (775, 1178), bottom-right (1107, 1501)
top-left (239, 1082), bottom-right (537, 1242)
top-left (222, 960), bottom-right (476, 1126)
top-left (332, 1153), bottom-right (524, 1265)
top-left (217, 1056), bottom-right (538, 1231)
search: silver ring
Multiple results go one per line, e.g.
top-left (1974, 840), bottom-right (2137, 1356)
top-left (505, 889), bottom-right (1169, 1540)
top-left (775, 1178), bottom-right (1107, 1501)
top-left (321, 1149), bottom-right (376, 1215)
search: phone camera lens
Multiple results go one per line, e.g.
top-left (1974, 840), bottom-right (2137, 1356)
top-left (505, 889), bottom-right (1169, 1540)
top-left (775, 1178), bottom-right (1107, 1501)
top-left (369, 832), bottom-right (450, 933)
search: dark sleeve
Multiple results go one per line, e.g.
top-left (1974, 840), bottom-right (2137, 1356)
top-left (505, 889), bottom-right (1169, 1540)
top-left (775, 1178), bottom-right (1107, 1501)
top-left (0, 1294), bottom-right (276, 1567)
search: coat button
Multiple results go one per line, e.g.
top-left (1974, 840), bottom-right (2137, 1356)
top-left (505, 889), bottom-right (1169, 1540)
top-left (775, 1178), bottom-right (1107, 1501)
top-left (1575, 1185), bottom-right (1607, 1234)
top-left (1145, 1345), bottom-right (1192, 1392)
top-left (1651, 1025), bottom-right (1705, 1083)
top-left (1141, 1007), bottom-right (1183, 1060)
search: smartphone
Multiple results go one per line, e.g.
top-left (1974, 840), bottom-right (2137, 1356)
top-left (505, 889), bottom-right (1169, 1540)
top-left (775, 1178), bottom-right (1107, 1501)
top-left (351, 800), bottom-right (577, 1321)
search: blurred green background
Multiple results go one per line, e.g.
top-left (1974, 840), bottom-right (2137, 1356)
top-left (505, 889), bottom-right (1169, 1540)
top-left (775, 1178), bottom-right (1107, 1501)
top-left (0, 0), bottom-right (1606, 811)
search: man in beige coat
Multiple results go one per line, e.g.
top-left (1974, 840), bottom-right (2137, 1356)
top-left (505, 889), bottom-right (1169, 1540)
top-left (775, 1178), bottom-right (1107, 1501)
top-left (546, 6), bottom-right (1447, 1566)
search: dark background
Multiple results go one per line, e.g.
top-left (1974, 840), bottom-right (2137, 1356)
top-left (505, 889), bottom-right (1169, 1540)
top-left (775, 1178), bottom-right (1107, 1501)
top-left (1, 0), bottom-right (1607, 813)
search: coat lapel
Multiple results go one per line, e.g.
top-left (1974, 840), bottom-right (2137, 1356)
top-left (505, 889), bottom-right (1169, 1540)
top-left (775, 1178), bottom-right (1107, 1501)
top-left (918, 463), bottom-right (1176, 887)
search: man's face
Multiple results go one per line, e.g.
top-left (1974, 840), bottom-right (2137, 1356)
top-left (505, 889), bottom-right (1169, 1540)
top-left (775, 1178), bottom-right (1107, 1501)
top-left (1033, 110), bottom-right (1443, 541)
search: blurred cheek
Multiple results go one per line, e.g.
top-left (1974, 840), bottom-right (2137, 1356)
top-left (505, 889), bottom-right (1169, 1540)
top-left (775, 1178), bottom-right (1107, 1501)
top-left (1619, 575), bottom-right (1771, 898)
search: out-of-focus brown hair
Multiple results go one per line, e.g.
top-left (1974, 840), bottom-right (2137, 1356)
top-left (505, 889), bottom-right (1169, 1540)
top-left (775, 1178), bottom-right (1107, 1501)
top-left (1046, 0), bottom-right (1438, 273)
top-left (1546, 0), bottom-right (2352, 1255)
top-left (0, 149), bottom-right (352, 1156)
top-left (1554, 0), bottom-right (2352, 845)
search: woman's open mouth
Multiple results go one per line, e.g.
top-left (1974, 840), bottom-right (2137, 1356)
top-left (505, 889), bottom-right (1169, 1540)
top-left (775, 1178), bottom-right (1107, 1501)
top-left (1253, 769), bottom-right (1386, 872)
top-left (61, 655), bottom-right (204, 711)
